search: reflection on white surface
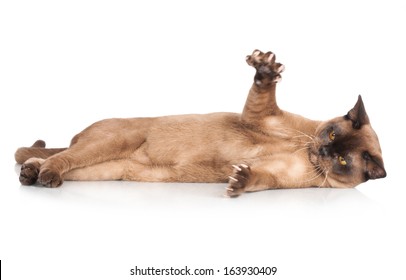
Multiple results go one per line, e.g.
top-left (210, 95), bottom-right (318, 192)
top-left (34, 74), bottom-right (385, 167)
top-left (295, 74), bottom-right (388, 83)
top-left (6, 163), bottom-right (403, 280)
top-left (14, 163), bottom-right (375, 213)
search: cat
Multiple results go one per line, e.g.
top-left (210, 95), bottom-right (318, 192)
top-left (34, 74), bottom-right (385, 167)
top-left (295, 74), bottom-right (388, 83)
top-left (15, 49), bottom-right (386, 197)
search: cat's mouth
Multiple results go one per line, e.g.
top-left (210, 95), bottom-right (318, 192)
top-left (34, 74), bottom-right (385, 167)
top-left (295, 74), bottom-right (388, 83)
top-left (308, 150), bottom-right (320, 168)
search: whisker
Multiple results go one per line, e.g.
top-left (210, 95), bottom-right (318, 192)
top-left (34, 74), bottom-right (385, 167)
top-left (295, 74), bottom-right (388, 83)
top-left (287, 128), bottom-right (316, 141)
top-left (320, 171), bottom-right (329, 187)
top-left (291, 135), bottom-right (312, 139)
top-left (293, 141), bottom-right (315, 148)
top-left (303, 167), bottom-right (319, 176)
top-left (293, 146), bottom-right (310, 154)
top-left (304, 168), bottom-right (324, 183)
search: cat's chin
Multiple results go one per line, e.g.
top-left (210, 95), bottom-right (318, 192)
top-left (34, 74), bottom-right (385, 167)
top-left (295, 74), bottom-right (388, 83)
top-left (308, 152), bottom-right (319, 167)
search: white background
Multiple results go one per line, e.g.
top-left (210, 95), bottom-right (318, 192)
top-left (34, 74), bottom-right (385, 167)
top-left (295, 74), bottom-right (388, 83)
top-left (0, 0), bottom-right (405, 279)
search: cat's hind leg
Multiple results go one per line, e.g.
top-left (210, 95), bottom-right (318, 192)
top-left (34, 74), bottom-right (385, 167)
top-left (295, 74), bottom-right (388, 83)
top-left (36, 140), bottom-right (137, 188)
top-left (21, 159), bottom-right (170, 185)
top-left (32, 118), bottom-right (152, 187)
top-left (64, 160), bottom-right (174, 182)
top-left (19, 158), bottom-right (45, 186)
top-left (17, 140), bottom-right (65, 186)
top-left (15, 140), bottom-right (67, 164)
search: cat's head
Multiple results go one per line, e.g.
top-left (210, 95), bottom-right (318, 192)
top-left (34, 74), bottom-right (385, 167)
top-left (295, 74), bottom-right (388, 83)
top-left (309, 95), bottom-right (386, 187)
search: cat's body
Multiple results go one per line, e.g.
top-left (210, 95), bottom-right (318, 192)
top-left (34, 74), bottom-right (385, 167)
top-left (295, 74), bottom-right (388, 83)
top-left (15, 50), bottom-right (386, 197)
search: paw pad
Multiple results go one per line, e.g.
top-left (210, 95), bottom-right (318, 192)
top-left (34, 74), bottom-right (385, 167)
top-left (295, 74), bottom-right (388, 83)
top-left (246, 50), bottom-right (284, 84)
top-left (226, 164), bottom-right (251, 197)
top-left (20, 163), bottom-right (40, 185)
top-left (38, 169), bottom-right (63, 188)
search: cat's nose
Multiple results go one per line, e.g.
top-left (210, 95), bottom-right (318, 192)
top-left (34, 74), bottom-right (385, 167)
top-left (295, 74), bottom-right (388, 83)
top-left (318, 146), bottom-right (330, 157)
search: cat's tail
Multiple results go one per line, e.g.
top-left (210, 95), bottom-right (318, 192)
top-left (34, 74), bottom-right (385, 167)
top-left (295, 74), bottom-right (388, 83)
top-left (15, 140), bottom-right (67, 164)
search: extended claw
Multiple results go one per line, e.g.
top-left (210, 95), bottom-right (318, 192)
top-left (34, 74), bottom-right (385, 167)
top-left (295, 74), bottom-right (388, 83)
top-left (253, 50), bottom-right (261, 56)
top-left (232, 165), bottom-right (241, 171)
top-left (228, 176), bottom-right (238, 182)
top-left (277, 64), bottom-right (285, 73)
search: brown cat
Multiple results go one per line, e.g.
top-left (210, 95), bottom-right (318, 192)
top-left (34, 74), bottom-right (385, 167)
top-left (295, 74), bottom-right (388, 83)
top-left (15, 50), bottom-right (386, 197)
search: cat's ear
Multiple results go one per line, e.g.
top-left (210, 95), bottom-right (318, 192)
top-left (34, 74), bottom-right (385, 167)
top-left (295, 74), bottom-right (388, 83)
top-left (365, 156), bottom-right (387, 180)
top-left (346, 95), bottom-right (370, 129)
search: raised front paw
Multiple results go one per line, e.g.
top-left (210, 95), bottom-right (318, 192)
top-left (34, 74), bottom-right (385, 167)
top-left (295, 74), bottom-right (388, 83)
top-left (246, 50), bottom-right (285, 85)
top-left (38, 169), bottom-right (63, 188)
top-left (226, 164), bottom-right (251, 198)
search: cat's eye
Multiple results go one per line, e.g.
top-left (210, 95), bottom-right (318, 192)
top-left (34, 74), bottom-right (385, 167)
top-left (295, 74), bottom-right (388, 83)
top-left (329, 131), bottom-right (336, 141)
top-left (338, 156), bottom-right (347, 165)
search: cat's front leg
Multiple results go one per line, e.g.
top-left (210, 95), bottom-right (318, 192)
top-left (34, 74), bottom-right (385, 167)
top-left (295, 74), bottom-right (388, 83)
top-left (225, 159), bottom-right (324, 197)
top-left (226, 163), bottom-right (279, 197)
top-left (242, 50), bottom-right (285, 123)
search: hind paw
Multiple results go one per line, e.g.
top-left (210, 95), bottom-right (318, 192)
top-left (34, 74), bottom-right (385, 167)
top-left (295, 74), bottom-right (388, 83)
top-left (20, 162), bottom-right (41, 185)
top-left (38, 169), bottom-right (63, 188)
top-left (246, 50), bottom-right (285, 85)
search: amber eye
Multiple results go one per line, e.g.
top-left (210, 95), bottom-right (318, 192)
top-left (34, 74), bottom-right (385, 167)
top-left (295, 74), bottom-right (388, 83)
top-left (338, 156), bottom-right (347, 165)
top-left (329, 131), bottom-right (336, 141)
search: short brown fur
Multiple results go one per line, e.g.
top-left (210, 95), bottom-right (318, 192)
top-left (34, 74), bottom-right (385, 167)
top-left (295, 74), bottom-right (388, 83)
top-left (15, 50), bottom-right (386, 197)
